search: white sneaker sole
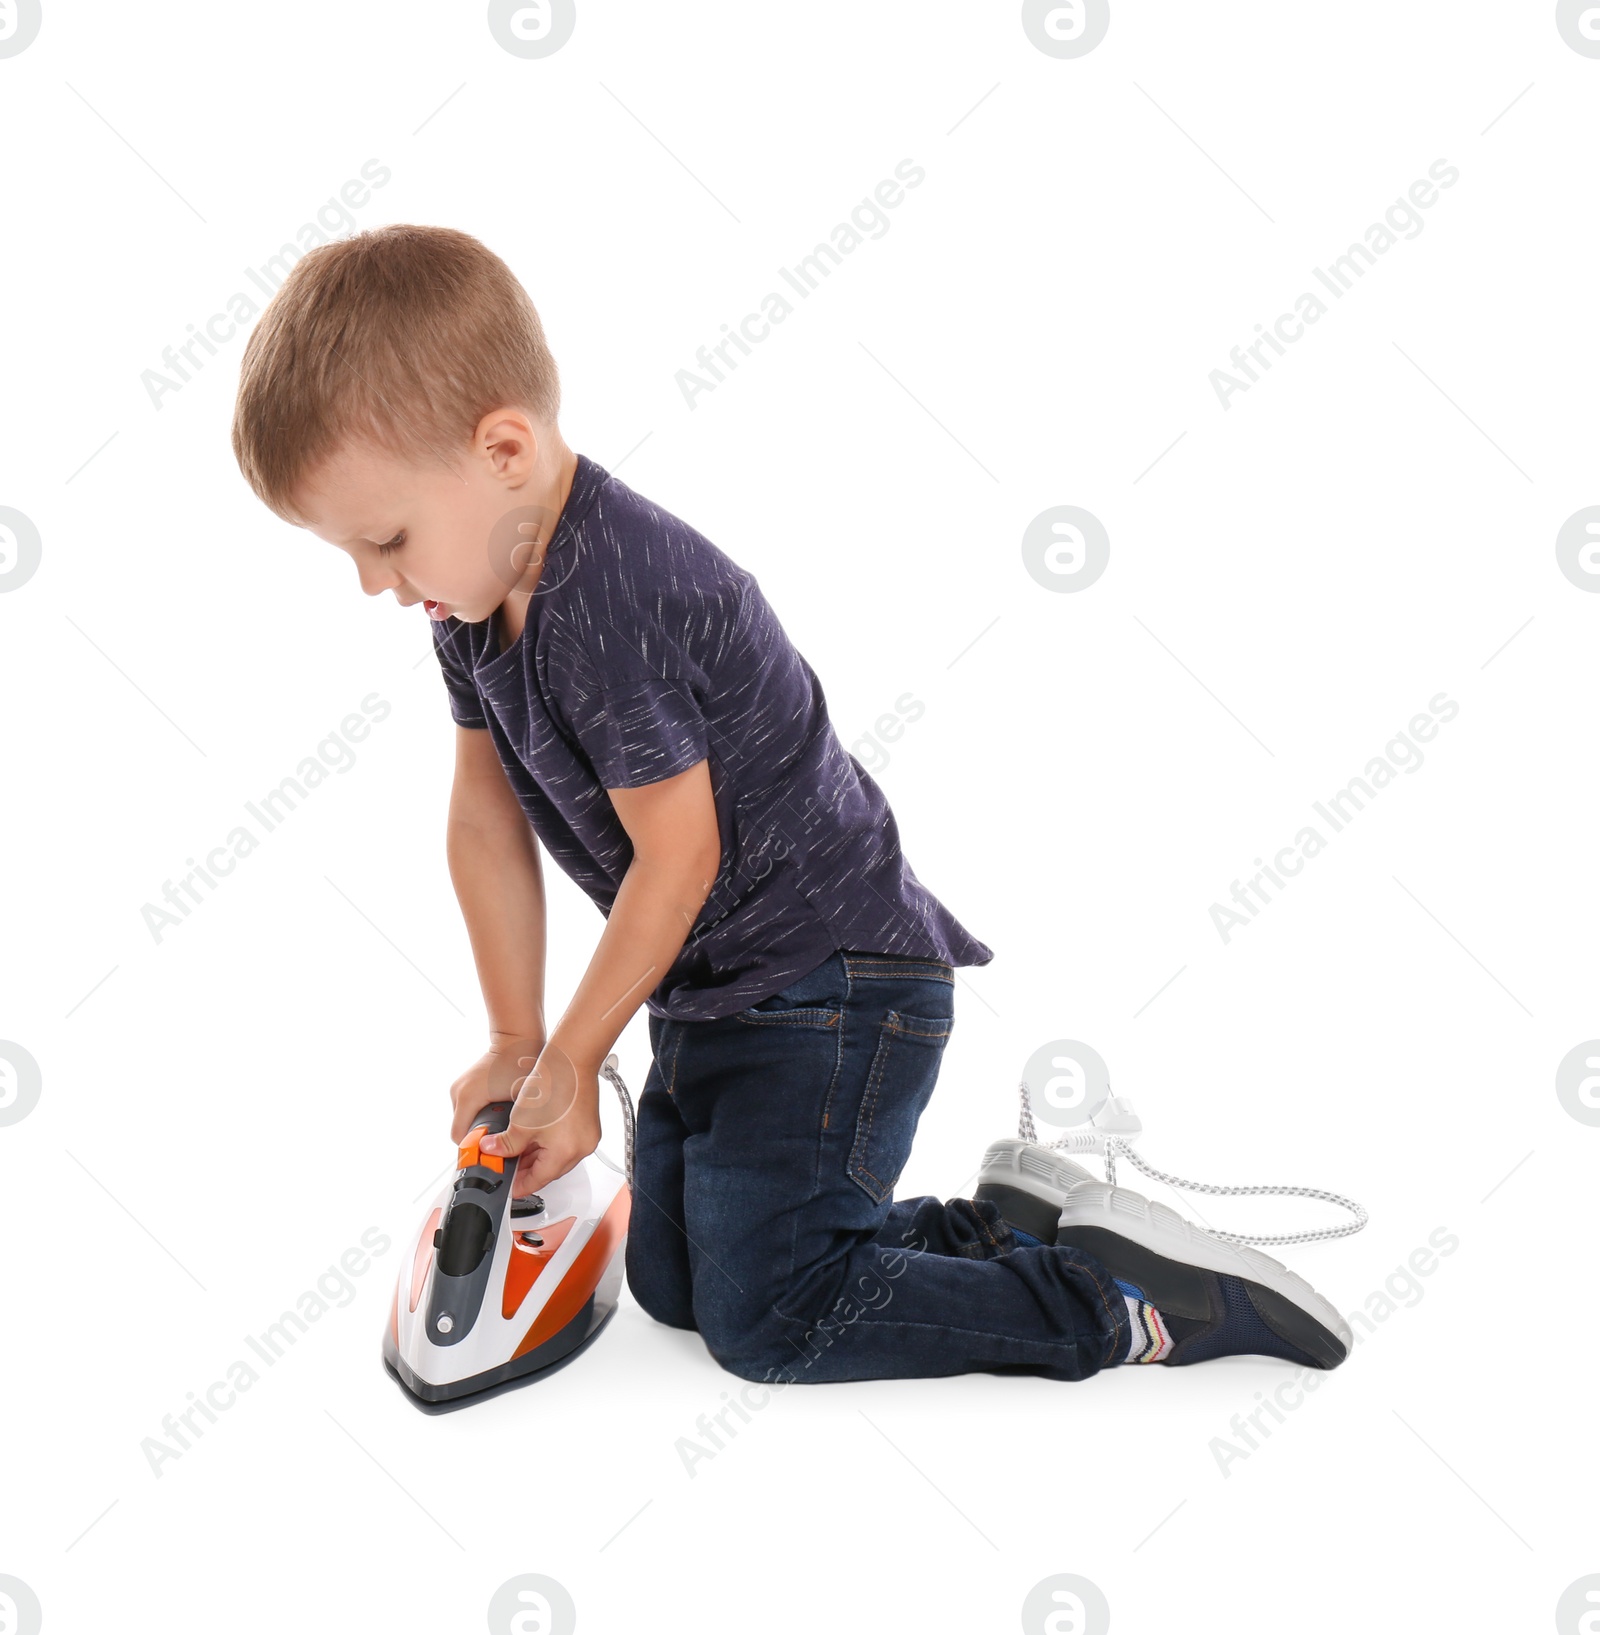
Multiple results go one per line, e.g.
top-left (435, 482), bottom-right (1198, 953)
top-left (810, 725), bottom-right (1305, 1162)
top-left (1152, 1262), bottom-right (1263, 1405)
top-left (977, 1137), bottom-right (1096, 1200)
top-left (973, 1139), bottom-right (1097, 1245)
top-left (1056, 1179), bottom-right (1353, 1367)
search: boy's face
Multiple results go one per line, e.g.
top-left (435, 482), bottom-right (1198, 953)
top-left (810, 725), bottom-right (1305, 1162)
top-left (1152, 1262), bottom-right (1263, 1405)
top-left (290, 418), bottom-right (540, 626)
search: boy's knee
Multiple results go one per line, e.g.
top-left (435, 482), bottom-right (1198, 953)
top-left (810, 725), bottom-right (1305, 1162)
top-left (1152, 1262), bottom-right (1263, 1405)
top-left (625, 1243), bottom-right (699, 1332)
top-left (693, 1286), bottom-right (795, 1379)
top-left (635, 1296), bottom-right (699, 1333)
top-left (700, 1322), bottom-right (798, 1382)
top-left (696, 1276), bottom-right (845, 1383)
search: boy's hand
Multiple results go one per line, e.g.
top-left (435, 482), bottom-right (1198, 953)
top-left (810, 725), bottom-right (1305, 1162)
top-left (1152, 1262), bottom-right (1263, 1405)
top-left (448, 1033), bottom-right (546, 1145)
top-left (477, 1043), bottom-right (602, 1197)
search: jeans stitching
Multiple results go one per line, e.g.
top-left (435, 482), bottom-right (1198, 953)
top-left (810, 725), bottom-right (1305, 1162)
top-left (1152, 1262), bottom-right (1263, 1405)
top-left (843, 958), bottom-right (954, 985)
top-left (843, 954), bottom-right (947, 967)
top-left (735, 1009), bottom-right (842, 1029)
top-left (818, 959), bottom-right (851, 1134)
top-left (972, 1202), bottom-right (1003, 1251)
top-left (798, 959), bottom-right (850, 1291)
top-left (848, 1000), bottom-right (952, 1200)
top-left (850, 1015), bottom-right (901, 1198)
top-left (883, 1016), bottom-right (951, 1041)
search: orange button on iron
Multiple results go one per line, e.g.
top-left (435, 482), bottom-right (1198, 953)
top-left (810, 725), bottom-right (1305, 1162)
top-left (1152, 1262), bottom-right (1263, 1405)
top-left (458, 1127), bottom-right (505, 1174)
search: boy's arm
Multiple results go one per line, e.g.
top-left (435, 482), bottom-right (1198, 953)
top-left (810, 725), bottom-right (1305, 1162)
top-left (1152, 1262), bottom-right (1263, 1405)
top-left (445, 726), bottom-right (549, 1140)
top-left (479, 756), bottom-right (721, 1193)
top-left (546, 756), bottom-right (721, 1069)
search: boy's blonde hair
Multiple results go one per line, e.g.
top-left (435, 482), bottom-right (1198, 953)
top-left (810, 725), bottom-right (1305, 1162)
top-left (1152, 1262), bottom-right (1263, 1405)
top-left (230, 223), bottom-right (561, 524)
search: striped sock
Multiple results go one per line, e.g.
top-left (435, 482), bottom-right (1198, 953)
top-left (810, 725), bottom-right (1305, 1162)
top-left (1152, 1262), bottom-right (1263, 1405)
top-left (1114, 1278), bottom-right (1174, 1364)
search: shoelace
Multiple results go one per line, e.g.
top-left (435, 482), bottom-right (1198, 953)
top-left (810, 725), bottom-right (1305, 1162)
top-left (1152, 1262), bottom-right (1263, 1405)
top-left (1017, 1081), bottom-right (1367, 1247)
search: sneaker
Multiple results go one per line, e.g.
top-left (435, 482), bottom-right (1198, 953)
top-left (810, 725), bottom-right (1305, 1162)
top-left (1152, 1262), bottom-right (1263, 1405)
top-left (973, 1138), bottom-right (1095, 1245)
top-left (1055, 1179), bottom-right (1352, 1370)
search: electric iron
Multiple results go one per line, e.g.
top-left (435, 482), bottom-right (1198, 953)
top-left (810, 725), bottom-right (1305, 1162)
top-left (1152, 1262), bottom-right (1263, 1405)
top-left (383, 1055), bottom-right (634, 1412)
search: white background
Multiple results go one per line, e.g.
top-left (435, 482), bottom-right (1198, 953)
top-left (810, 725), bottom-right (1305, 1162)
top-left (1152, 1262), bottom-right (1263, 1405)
top-left (1, 2), bottom-right (1595, 1631)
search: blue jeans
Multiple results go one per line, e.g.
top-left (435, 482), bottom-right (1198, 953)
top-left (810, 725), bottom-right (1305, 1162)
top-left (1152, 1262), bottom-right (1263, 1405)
top-left (623, 951), bottom-right (1130, 1382)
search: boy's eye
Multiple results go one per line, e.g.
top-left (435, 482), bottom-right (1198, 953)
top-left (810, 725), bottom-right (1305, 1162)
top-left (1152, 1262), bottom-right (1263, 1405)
top-left (377, 532), bottom-right (405, 556)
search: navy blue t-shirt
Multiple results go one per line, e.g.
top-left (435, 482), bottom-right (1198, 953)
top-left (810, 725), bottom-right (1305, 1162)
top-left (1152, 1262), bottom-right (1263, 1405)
top-left (432, 452), bottom-right (992, 1020)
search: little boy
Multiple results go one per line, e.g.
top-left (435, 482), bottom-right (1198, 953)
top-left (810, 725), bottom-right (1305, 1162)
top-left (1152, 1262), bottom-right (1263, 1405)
top-left (231, 224), bottom-right (1350, 1384)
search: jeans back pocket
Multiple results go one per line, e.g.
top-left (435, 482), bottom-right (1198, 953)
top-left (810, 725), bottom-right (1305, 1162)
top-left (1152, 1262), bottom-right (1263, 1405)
top-left (735, 953), bottom-right (847, 1029)
top-left (736, 1000), bottom-right (842, 1030)
top-left (847, 1010), bottom-right (951, 1204)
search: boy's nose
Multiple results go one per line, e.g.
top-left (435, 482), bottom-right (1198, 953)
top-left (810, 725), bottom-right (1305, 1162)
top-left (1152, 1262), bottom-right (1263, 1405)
top-left (357, 559), bottom-right (403, 597)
